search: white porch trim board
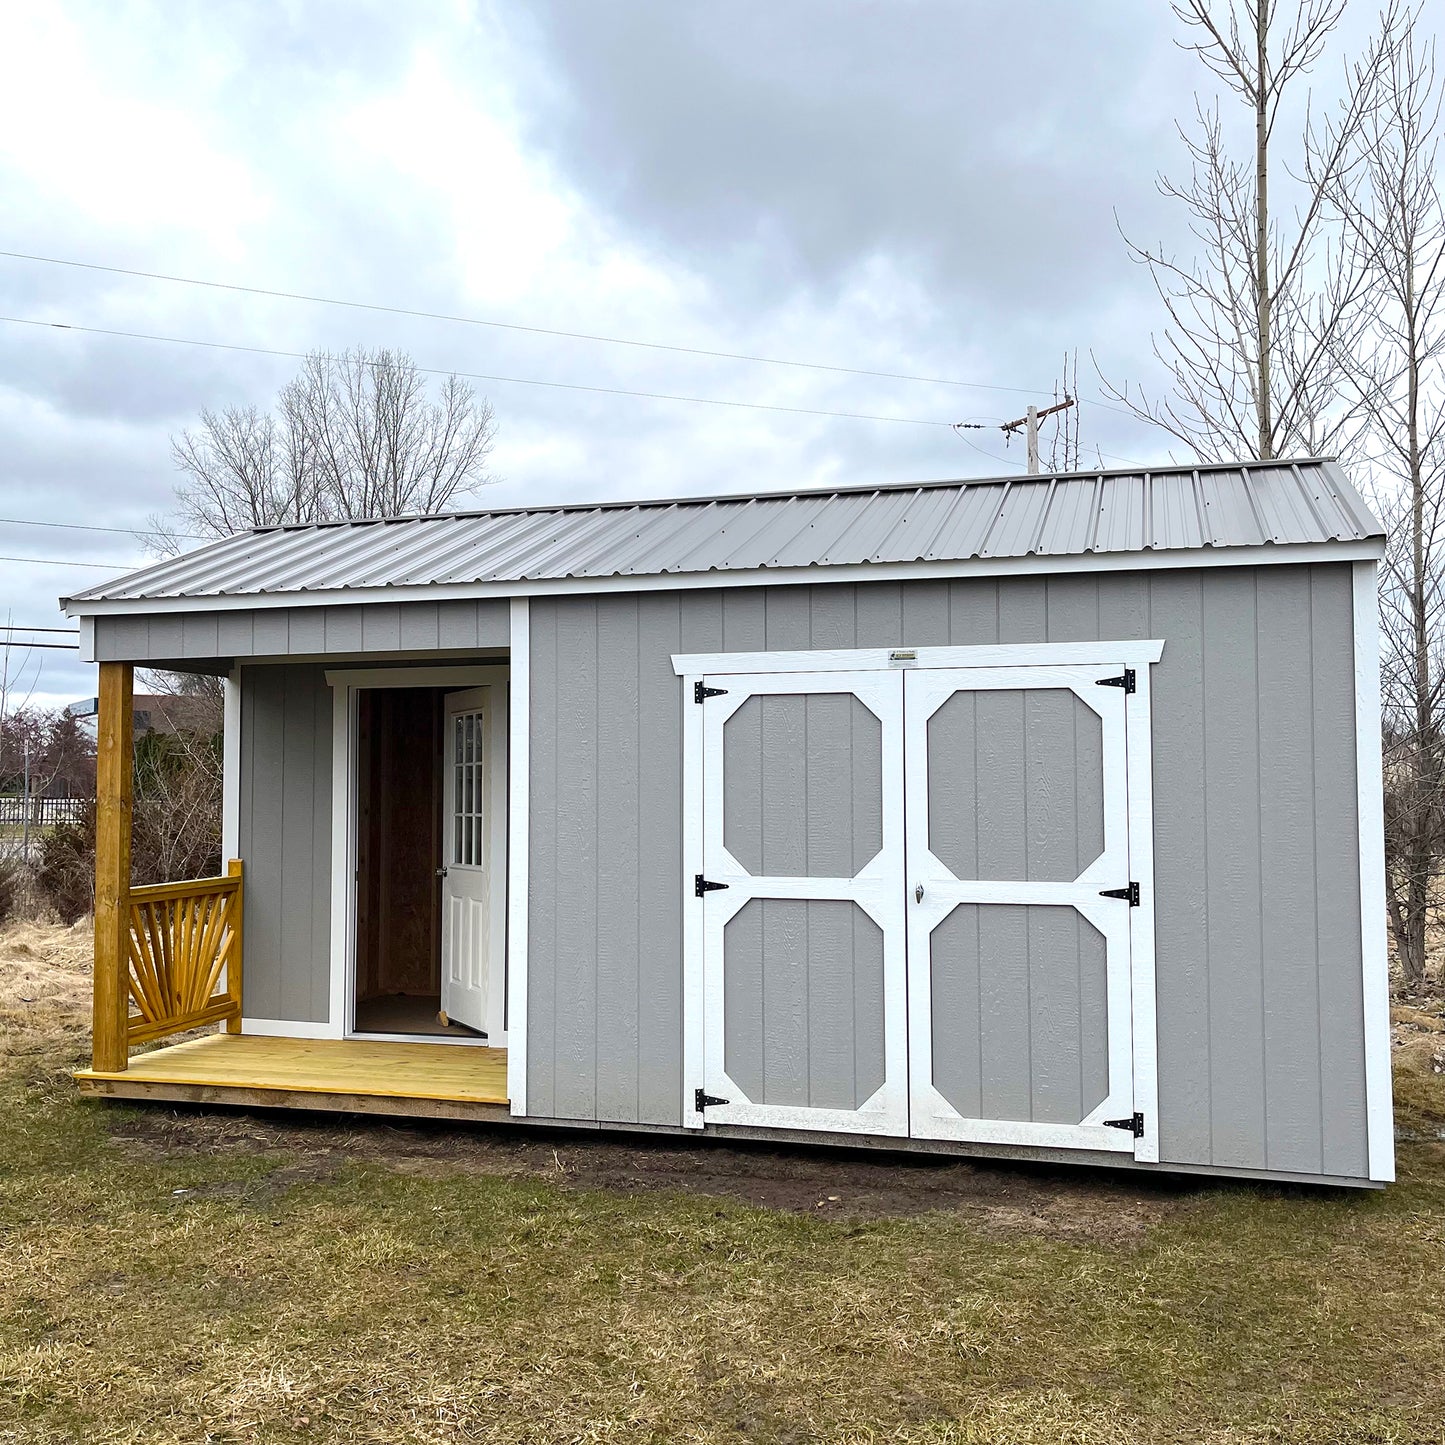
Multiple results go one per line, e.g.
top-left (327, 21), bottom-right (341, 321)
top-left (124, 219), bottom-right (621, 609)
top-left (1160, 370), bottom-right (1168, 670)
top-left (505, 598), bottom-right (530, 1117)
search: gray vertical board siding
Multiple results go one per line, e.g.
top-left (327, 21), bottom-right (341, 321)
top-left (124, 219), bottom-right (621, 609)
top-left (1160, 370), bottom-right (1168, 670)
top-left (926, 689), bottom-right (1104, 883)
top-left (723, 898), bottom-right (885, 1110)
top-left (722, 694), bottom-right (882, 878)
top-left (92, 601), bottom-right (509, 662)
top-left (1310, 569), bottom-right (1368, 1177)
top-left (236, 663), bottom-right (332, 1023)
top-left (526, 563), bottom-right (1367, 1178)
top-left (594, 594), bottom-right (641, 1124)
top-left (930, 903), bottom-right (1108, 1125)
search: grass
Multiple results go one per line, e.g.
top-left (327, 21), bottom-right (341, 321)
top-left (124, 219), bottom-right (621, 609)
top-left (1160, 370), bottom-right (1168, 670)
top-left (2, 925), bottom-right (1445, 1444)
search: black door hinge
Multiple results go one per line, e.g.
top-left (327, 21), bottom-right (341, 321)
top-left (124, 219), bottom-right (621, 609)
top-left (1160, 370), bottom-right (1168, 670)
top-left (1099, 882), bottom-right (1140, 906)
top-left (695, 681), bottom-right (728, 703)
top-left (695, 1088), bottom-right (731, 1112)
top-left (1095, 668), bottom-right (1136, 694)
top-left (1104, 1111), bottom-right (1145, 1138)
top-left (695, 874), bottom-right (729, 897)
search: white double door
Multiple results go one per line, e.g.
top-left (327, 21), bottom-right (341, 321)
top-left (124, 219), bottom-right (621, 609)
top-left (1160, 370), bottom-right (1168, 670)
top-left (693, 661), bottom-right (1150, 1156)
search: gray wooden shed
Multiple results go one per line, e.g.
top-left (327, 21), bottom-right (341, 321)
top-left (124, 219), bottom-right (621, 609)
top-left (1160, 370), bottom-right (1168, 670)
top-left (63, 458), bottom-right (1394, 1188)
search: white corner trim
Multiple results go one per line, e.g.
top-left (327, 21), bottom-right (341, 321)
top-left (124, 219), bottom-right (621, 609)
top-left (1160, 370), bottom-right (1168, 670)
top-left (221, 668), bottom-right (241, 861)
top-left (240, 1018), bottom-right (339, 1040)
top-left (63, 539), bottom-right (1385, 620)
top-left (505, 597), bottom-right (530, 1117)
top-left (78, 615), bottom-right (95, 662)
top-left (1353, 560), bottom-right (1394, 1182)
top-left (671, 641), bottom-right (1167, 678)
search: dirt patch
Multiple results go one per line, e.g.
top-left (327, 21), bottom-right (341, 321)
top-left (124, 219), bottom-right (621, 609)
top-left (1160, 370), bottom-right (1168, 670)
top-left (103, 1102), bottom-right (1208, 1241)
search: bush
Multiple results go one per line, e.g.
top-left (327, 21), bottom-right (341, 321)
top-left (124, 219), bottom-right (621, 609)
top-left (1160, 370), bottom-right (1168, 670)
top-left (0, 853), bottom-right (20, 924)
top-left (36, 808), bottom-right (94, 925)
top-left (32, 729), bottom-right (224, 923)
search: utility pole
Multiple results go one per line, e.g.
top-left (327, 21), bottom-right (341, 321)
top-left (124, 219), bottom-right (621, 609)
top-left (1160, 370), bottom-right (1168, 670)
top-left (1001, 396), bottom-right (1075, 474)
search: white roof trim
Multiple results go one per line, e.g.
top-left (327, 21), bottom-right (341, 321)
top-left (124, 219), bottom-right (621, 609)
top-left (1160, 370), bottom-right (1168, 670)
top-left (63, 538), bottom-right (1385, 620)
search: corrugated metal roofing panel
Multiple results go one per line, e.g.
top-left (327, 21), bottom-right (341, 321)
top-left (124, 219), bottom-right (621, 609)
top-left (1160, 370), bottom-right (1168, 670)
top-left (65, 458), bottom-right (1384, 606)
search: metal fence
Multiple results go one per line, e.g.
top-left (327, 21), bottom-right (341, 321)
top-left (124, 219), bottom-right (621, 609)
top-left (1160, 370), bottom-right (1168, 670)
top-left (0, 796), bottom-right (91, 830)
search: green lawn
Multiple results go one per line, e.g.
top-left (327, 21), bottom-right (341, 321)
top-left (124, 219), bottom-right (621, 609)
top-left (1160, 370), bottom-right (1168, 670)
top-left (2, 930), bottom-right (1444, 1444)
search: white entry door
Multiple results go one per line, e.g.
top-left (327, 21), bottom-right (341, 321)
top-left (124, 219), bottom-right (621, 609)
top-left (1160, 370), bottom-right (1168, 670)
top-left (903, 664), bottom-right (1140, 1152)
top-left (693, 669), bottom-right (910, 1135)
top-left (441, 686), bottom-right (508, 1039)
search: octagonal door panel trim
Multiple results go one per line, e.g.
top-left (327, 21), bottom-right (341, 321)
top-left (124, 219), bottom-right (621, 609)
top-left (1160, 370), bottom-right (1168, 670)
top-left (697, 669), bottom-right (910, 1136)
top-left (903, 663), bottom-right (1141, 1153)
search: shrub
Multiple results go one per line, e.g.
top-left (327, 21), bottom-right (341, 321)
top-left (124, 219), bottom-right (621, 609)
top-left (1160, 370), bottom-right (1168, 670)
top-left (0, 852), bottom-right (20, 924)
top-left (36, 808), bottom-right (94, 925)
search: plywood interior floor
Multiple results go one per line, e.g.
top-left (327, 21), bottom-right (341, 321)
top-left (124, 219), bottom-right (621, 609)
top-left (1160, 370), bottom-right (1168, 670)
top-left (75, 1033), bottom-right (509, 1104)
top-left (354, 994), bottom-right (486, 1039)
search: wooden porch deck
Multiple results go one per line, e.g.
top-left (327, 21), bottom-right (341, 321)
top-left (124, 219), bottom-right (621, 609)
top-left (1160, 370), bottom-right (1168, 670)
top-left (75, 1034), bottom-right (511, 1121)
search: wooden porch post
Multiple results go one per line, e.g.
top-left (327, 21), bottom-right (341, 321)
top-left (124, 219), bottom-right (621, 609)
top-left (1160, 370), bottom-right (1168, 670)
top-left (93, 661), bottom-right (133, 1072)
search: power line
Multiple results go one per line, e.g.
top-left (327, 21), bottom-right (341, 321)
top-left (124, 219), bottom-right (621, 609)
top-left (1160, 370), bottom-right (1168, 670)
top-left (0, 513), bottom-right (208, 540)
top-left (0, 625), bottom-right (79, 634)
top-left (0, 315), bottom-right (960, 429)
top-left (0, 248), bottom-right (1060, 399)
top-left (0, 554), bottom-right (138, 569)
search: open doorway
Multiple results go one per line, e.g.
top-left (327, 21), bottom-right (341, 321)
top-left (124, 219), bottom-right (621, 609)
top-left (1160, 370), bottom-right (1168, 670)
top-left (335, 667), bottom-right (510, 1047)
top-left (353, 687), bottom-right (473, 1038)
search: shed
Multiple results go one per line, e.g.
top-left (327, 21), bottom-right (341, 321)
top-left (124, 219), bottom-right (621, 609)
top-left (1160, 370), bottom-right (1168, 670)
top-left (61, 458), bottom-right (1394, 1187)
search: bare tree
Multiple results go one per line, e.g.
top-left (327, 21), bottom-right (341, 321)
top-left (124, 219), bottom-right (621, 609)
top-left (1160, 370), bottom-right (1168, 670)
top-left (1103, 1), bottom-right (1386, 462)
top-left (1334, 7), bottom-right (1445, 994)
top-left (1045, 352), bottom-right (1084, 473)
top-left (156, 347), bottom-right (497, 549)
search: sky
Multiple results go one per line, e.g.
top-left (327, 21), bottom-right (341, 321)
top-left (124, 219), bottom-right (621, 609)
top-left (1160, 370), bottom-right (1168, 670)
top-left (0, 0), bottom-right (1404, 707)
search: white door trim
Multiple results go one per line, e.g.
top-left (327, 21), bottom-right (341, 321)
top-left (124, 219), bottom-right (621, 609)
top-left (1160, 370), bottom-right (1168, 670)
top-left (673, 641), bottom-right (1166, 678)
top-left (325, 664), bottom-right (510, 1043)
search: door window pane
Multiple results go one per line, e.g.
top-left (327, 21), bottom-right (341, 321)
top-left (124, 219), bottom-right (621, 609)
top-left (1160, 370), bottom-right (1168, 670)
top-left (452, 708), bottom-right (486, 867)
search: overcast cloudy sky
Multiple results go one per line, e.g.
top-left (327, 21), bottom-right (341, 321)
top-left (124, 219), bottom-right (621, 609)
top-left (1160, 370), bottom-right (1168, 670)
top-left (0, 0), bottom-right (1406, 705)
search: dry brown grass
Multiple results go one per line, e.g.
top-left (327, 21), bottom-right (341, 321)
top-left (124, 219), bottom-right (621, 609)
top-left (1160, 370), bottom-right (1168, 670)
top-left (2, 923), bottom-right (1444, 1444)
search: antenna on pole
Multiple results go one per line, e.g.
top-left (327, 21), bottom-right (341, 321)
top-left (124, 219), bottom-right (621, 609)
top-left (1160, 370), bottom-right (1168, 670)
top-left (1001, 396), bottom-right (1075, 474)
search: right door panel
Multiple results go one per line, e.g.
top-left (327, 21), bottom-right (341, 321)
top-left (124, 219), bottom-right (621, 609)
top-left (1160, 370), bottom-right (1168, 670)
top-left (904, 665), bottom-right (1139, 1151)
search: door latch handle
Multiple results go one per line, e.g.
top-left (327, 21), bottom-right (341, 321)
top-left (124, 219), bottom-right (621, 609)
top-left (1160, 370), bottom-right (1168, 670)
top-left (436, 866), bottom-right (448, 878)
top-left (915, 883), bottom-right (924, 904)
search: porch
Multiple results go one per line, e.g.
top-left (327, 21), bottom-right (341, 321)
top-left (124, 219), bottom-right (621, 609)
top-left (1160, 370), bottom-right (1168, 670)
top-left (76, 1033), bottom-right (511, 1120)
top-left (78, 661), bottom-right (512, 1121)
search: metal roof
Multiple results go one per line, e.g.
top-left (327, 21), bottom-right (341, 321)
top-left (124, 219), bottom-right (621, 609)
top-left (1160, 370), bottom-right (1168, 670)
top-left (65, 458), bottom-right (1383, 608)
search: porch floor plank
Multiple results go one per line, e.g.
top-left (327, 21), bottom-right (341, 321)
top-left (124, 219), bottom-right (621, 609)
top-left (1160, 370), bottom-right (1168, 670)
top-left (75, 1033), bottom-right (509, 1105)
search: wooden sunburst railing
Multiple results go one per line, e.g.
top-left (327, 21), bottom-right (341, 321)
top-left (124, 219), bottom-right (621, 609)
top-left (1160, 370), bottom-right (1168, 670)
top-left (124, 861), bottom-right (244, 1045)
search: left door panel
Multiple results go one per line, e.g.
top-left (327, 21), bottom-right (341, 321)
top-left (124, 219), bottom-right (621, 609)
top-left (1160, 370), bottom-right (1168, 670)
top-left (696, 670), bottom-right (910, 1136)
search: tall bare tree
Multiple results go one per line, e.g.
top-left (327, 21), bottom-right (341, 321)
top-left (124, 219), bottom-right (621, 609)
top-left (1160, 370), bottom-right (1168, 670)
top-left (158, 347), bottom-right (497, 548)
top-left (1104, 1), bottom-right (1386, 462)
top-left (1334, 7), bottom-right (1445, 994)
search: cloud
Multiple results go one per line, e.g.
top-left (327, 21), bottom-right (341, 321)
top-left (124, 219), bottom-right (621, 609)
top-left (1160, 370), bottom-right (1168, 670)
top-left (0, 0), bottom-right (1408, 704)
